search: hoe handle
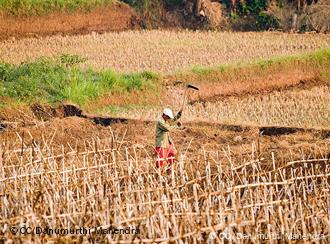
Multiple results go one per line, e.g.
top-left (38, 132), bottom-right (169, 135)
top-left (180, 83), bottom-right (199, 112)
top-left (181, 88), bottom-right (188, 112)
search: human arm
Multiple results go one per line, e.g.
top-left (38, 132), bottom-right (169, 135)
top-left (157, 119), bottom-right (180, 132)
top-left (173, 109), bottom-right (182, 121)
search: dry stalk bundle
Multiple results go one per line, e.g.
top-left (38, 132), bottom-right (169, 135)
top-left (0, 133), bottom-right (329, 242)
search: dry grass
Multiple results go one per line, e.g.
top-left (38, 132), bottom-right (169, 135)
top-left (188, 86), bottom-right (330, 128)
top-left (0, 132), bottom-right (329, 242)
top-left (169, 55), bottom-right (329, 102)
top-left (86, 61), bottom-right (323, 113)
top-left (89, 49), bottom-right (330, 130)
top-left (1, 30), bottom-right (330, 242)
top-left (97, 86), bottom-right (330, 129)
top-left (1, 30), bottom-right (329, 73)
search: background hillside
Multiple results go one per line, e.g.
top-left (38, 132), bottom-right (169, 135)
top-left (0, 0), bottom-right (328, 36)
top-left (122, 0), bottom-right (329, 32)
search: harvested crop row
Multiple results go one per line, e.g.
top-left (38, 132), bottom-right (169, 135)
top-left (1, 30), bottom-right (329, 73)
top-left (98, 86), bottom-right (330, 129)
top-left (1, 133), bottom-right (329, 242)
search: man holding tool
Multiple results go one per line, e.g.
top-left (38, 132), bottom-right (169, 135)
top-left (154, 82), bottom-right (199, 168)
top-left (154, 108), bottom-right (183, 168)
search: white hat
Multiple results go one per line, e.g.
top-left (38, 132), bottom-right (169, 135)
top-left (163, 108), bottom-right (174, 119)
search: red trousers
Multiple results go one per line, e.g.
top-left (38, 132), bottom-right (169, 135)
top-left (154, 144), bottom-right (176, 168)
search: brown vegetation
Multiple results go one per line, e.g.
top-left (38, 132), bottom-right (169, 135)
top-left (1, 31), bottom-right (329, 73)
top-left (0, 110), bottom-right (329, 241)
top-left (0, 25), bottom-right (329, 241)
top-left (268, 0), bottom-right (330, 32)
top-left (194, 0), bottom-right (226, 28)
top-left (0, 64), bottom-right (329, 240)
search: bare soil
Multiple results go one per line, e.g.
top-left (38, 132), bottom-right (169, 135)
top-left (0, 4), bottom-right (140, 40)
top-left (0, 103), bottom-right (329, 163)
top-left (0, 77), bottom-right (329, 163)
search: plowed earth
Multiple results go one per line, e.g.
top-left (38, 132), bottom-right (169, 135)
top-left (0, 99), bottom-right (329, 163)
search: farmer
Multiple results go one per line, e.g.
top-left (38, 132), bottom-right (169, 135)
top-left (154, 108), bottom-right (182, 168)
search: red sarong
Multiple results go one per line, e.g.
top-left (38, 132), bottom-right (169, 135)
top-left (154, 144), bottom-right (176, 168)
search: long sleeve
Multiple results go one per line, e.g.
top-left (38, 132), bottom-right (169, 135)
top-left (157, 119), bottom-right (179, 132)
top-left (173, 111), bottom-right (182, 121)
top-left (155, 114), bottom-right (181, 148)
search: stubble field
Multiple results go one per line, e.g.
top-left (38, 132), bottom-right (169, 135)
top-left (0, 30), bottom-right (330, 242)
top-left (1, 30), bottom-right (330, 73)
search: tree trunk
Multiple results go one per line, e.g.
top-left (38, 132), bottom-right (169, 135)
top-left (195, 0), bottom-right (202, 17)
top-left (291, 13), bottom-right (298, 31)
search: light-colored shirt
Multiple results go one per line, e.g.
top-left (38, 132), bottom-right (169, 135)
top-left (155, 112), bottom-right (181, 148)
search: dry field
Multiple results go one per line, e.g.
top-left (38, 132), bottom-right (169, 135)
top-left (0, 30), bottom-right (329, 73)
top-left (0, 73), bottom-right (329, 242)
top-left (0, 116), bottom-right (329, 242)
top-left (1, 30), bottom-right (330, 242)
top-left (108, 86), bottom-right (330, 128)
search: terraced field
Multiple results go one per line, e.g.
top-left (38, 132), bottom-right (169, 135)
top-left (1, 31), bottom-right (329, 73)
top-left (0, 30), bottom-right (330, 242)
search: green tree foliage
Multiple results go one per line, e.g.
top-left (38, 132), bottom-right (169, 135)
top-left (256, 11), bottom-right (279, 30)
top-left (121, 0), bottom-right (150, 9)
top-left (165, 0), bottom-right (186, 7)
